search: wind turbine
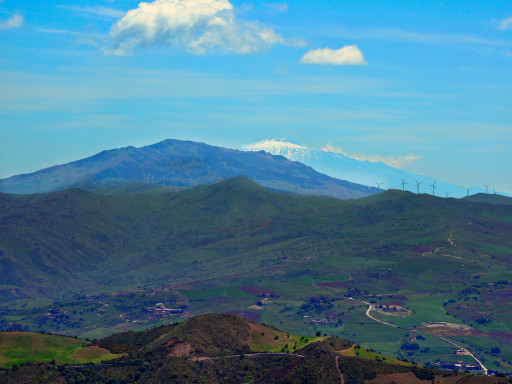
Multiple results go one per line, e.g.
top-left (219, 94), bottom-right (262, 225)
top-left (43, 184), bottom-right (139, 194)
top-left (485, 184), bottom-right (490, 194)
top-left (415, 180), bottom-right (423, 194)
top-left (66, 171), bottom-right (70, 187)
top-left (429, 180), bottom-right (436, 196)
top-left (400, 178), bottom-right (408, 191)
top-left (445, 191), bottom-right (450, 198)
top-left (466, 187), bottom-right (471, 197)
top-left (376, 182), bottom-right (383, 191)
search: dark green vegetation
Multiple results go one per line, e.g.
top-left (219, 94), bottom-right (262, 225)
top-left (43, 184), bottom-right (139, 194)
top-left (0, 331), bottom-right (121, 368)
top-left (463, 193), bottom-right (512, 205)
top-left (1, 176), bottom-right (512, 373)
top-left (2, 314), bottom-right (507, 384)
top-left (0, 139), bottom-right (376, 198)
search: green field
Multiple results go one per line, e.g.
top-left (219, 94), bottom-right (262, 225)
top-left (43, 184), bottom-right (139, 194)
top-left (0, 332), bottom-right (122, 368)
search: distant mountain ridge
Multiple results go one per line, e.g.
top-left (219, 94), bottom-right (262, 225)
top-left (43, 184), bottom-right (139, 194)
top-left (243, 139), bottom-right (493, 198)
top-left (0, 139), bottom-right (378, 199)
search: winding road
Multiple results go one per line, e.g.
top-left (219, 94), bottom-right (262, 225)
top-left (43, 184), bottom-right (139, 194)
top-left (347, 297), bottom-right (488, 375)
top-left (347, 297), bottom-right (397, 328)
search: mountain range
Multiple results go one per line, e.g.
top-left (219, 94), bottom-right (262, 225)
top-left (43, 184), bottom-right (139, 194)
top-left (0, 139), bottom-right (377, 199)
top-left (243, 139), bottom-right (495, 198)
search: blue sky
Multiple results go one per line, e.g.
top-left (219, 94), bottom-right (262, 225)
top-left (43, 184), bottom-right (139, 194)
top-left (1, 0), bottom-right (511, 192)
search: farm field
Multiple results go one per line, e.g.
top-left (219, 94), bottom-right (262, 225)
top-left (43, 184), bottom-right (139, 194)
top-left (0, 331), bottom-right (121, 368)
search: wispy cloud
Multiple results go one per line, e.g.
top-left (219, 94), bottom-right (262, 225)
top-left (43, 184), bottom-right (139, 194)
top-left (322, 142), bottom-right (420, 169)
top-left (500, 17), bottom-right (512, 31)
top-left (107, 0), bottom-right (290, 55)
top-left (264, 3), bottom-right (288, 13)
top-left (0, 14), bottom-right (24, 30)
top-left (326, 27), bottom-right (512, 48)
top-left (61, 6), bottom-right (125, 19)
top-left (37, 28), bottom-right (83, 36)
top-left (300, 45), bottom-right (366, 65)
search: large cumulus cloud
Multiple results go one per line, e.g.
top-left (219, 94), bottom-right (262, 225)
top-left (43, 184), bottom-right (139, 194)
top-left (108, 0), bottom-right (286, 55)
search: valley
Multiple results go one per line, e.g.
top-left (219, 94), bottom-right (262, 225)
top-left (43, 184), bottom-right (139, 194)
top-left (1, 176), bottom-right (512, 375)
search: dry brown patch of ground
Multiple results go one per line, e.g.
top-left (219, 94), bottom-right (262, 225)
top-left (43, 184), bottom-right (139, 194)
top-left (169, 342), bottom-right (194, 357)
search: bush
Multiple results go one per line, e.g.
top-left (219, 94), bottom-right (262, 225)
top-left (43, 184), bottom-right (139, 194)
top-left (401, 342), bottom-right (420, 351)
top-left (491, 347), bottom-right (501, 354)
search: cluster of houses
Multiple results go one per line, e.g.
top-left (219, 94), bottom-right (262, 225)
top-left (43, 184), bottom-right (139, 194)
top-left (145, 302), bottom-right (186, 320)
top-left (430, 359), bottom-right (480, 371)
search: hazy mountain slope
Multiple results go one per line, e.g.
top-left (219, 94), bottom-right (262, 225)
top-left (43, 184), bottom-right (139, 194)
top-left (0, 139), bottom-right (378, 199)
top-left (1, 175), bottom-right (511, 302)
top-left (243, 139), bottom-right (491, 198)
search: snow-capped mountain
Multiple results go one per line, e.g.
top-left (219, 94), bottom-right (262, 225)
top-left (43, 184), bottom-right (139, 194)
top-left (243, 139), bottom-right (486, 198)
top-left (0, 139), bottom-right (378, 199)
top-left (243, 139), bottom-right (317, 164)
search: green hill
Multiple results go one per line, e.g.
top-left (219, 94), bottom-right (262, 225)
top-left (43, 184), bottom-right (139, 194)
top-left (1, 177), bottom-right (512, 372)
top-left (2, 314), bottom-right (506, 384)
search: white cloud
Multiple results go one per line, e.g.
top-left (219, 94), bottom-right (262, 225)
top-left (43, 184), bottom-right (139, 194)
top-left (300, 45), bottom-right (366, 65)
top-left (500, 17), bottom-right (512, 31)
top-left (322, 142), bottom-right (420, 169)
top-left (0, 14), bottom-right (24, 30)
top-left (107, 0), bottom-right (287, 55)
top-left (62, 6), bottom-right (125, 19)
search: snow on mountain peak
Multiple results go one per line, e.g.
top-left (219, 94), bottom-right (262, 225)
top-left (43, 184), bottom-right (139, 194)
top-left (242, 139), bottom-right (316, 163)
top-left (243, 139), bottom-right (307, 151)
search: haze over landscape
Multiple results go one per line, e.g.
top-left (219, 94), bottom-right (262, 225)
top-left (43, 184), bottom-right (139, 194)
top-left (1, 1), bottom-right (512, 383)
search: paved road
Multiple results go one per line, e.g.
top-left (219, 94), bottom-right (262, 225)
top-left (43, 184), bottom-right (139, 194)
top-left (347, 297), bottom-right (397, 328)
top-left (346, 297), bottom-right (488, 375)
top-left (434, 335), bottom-right (488, 375)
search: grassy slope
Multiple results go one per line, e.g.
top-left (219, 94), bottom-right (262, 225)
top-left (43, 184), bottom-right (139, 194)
top-left (0, 332), bottom-right (121, 368)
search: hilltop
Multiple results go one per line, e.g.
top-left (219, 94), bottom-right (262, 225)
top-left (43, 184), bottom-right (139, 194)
top-left (1, 314), bottom-right (506, 384)
top-left (1, 177), bottom-right (512, 372)
top-left (0, 139), bottom-right (377, 199)
top-left (463, 193), bottom-right (512, 205)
